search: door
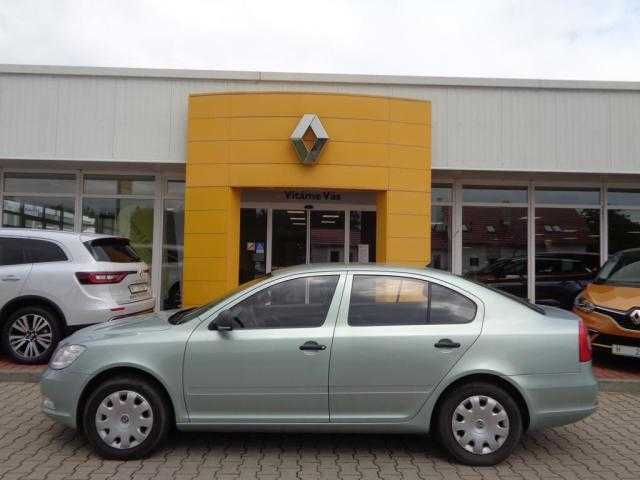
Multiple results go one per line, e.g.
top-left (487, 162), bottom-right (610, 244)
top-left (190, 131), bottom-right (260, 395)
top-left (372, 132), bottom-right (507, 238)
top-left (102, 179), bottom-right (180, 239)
top-left (0, 237), bottom-right (32, 308)
top-left (329, 273), bottom-right (482, 422)
top-left (184, 273), bottom-right (345, 423)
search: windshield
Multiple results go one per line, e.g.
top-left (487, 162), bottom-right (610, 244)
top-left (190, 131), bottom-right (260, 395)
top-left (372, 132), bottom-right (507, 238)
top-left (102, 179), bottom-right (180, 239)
top-left (594, 250), bottom-right (640, 286)
top-left (168, 275), bottom-right (270, 324)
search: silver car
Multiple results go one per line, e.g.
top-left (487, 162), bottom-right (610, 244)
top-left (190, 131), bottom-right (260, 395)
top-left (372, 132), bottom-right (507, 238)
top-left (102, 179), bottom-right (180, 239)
top-left (0, 229), bottom-right (154, 364)
top-left (40, 264), bottom-right (597, 466)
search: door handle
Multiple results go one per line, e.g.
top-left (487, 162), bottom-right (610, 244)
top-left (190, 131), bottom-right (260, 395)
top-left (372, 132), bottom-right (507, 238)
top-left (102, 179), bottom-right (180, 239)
top-left (434, 338), bottom-right (461, 349)
top-left (1, 276), bottom-right (20, 282)
top-left (299, 341), bottom-right (327, 351)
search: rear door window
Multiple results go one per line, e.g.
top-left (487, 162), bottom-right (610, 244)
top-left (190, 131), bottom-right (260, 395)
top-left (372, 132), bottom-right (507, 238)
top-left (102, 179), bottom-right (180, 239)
top-left (0, 238), bottom-right (26, 266)
top-left (85, 238), bottom-right (141, 263)
top-left (348, 275), bottom-right (477, 326)
top-left (23, 239), bottom-right (68, 263)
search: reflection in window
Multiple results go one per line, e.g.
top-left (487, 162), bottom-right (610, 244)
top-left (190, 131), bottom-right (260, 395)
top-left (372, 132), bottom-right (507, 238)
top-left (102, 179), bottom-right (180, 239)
top-left (608, 209), bottom-right (640, 255)
top-left (463, 186), bottom-right (527, 204)
top-left (4, 173), bottom-right (76, 195)
top-left (228, 276), bottom-right (339, 329)
top-left (462, 206), bottom-right (528, 298)
top-left (272, 210), bottom-right (307, 270)
top-left (431, 206), bottom-right (451, 271)
top-left (162, 199), bottom-right (184, 310)
top-left (535, 208), bottom-right (600, 309)
top-left (535, 188), bottom-right (600, 205)
top-left (82, 198), bottom-right (155, 265)
top-left (239, 208), bottom-right (267, 284)
top-left (349, 211), bottom-right (376, 263)
top-left (84, 175), bottom-right (155, 196)
top-left (2, 196), bottom-right (75, 231)
top-left (310, 211), bottom-right (345, 263)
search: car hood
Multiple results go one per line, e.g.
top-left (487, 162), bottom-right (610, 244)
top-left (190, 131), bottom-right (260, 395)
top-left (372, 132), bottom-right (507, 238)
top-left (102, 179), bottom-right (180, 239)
top-left (65, 310), bottom-right (176, 344)
top-left (584, 283), bottom-right (640, 311)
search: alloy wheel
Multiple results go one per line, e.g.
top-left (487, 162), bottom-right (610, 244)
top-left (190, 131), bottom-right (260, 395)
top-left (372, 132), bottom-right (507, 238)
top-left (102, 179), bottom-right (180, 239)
top-left (451, 395), bottom-right (510, 455)
top-left (8, 313), bottom-right (53, 360)
top-left (95, 390), bottom-right (154, 449)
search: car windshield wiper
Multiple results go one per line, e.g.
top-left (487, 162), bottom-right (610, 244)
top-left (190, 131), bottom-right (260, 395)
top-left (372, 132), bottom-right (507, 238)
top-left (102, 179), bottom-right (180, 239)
top-left (167, 307), bottom-right (198, 325)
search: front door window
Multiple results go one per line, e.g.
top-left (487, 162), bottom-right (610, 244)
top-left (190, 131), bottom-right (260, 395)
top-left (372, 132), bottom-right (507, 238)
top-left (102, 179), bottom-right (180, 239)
top-left (310, 210), bottom-right (345, 263)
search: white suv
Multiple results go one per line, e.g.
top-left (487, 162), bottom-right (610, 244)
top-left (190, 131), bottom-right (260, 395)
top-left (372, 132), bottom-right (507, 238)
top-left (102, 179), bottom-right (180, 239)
top-left (0, 229), bottom-right (155, 364)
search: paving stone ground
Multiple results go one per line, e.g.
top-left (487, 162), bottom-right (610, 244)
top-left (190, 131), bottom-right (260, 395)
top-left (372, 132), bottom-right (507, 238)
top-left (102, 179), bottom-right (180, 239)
top-left (1, 383), bottom-right (639, 480)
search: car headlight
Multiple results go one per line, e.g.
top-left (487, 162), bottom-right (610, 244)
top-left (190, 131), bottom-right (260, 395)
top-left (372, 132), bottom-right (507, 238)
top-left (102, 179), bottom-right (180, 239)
top-left (49, 345), bottom-right (86, 370)
top-left (574, 295), bottom-right (595, 313)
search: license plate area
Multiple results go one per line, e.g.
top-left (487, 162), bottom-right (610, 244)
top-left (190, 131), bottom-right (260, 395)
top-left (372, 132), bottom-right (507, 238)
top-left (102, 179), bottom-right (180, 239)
top-left (129, 283), bottom-right (149, 295)
top-left (612, 344), bottom-right (640, 358)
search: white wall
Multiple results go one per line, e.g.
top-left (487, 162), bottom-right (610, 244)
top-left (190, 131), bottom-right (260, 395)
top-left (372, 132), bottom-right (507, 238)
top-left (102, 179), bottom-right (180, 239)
top-left (1, 67), bottom-right (640, 174)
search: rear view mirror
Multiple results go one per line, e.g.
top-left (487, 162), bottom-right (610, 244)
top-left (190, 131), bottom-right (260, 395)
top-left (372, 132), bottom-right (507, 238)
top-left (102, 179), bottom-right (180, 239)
top-left (208, 310), bottom-right (234, 331)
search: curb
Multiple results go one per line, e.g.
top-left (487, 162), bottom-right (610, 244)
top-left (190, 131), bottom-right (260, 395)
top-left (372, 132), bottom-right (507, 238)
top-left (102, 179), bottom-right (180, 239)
top-left (0, 370), bottom-right (639, 394)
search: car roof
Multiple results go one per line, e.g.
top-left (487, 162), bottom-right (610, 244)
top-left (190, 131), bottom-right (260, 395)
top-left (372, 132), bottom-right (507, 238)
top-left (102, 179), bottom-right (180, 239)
top-left (0, 228), bottom-right (119, 242)
top-left (270, 262), bottom-right (460, 281)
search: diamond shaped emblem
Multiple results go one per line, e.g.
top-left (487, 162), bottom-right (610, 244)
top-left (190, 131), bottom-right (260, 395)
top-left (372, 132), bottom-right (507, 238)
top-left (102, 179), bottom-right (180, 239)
top-left (630, 309), bottom-right (640, 326)
top-left (290, 114), bottom-right (329, 165)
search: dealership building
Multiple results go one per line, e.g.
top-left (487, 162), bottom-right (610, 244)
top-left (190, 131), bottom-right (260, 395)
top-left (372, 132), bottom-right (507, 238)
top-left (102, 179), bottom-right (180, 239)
top-left (1, 64), bottom-right (639, 310)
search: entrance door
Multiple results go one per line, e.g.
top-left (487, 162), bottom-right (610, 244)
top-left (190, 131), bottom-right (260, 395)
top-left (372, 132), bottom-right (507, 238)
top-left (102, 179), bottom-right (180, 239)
top-left (240, 206), bottom-right (377, 282)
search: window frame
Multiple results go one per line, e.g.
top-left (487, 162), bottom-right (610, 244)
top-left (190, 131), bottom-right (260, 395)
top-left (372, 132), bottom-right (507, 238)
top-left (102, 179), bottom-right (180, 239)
top-left (343, 271), bottom-right (479, 328)
top-left (212, 272), bottom-right (344, 330)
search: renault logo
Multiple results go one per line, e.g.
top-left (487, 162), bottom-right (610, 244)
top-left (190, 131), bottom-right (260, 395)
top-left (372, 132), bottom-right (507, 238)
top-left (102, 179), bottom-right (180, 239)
top-left (290, 113), bottom-right (329, 165)
top-left (630, 309), bottom-right (640, 326)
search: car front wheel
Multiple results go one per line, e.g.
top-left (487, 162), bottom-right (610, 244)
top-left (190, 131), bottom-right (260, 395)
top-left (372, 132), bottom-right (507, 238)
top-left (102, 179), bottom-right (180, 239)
top-left (436, 381), bottom-right (523, 466)
top-left (83, 376), bottom-right (171, 460)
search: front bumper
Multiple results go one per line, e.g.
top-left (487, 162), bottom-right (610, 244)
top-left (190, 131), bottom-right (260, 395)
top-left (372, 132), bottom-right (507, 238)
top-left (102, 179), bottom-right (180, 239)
top-left (40, 368), bottom-right (90, 430)
top-left (511, 362), bottom-right (598, 430)
top-left (573, 307), bottom-right (640, 341)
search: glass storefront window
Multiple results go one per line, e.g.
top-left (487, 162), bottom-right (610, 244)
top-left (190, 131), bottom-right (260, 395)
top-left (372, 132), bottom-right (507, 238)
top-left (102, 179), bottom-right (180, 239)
top-left (462, 206), bottom-right (528, 298)
top-left (431, 205), bottom-right (451, 271)
top-left (463, 186), bottom-right (527, 204)
top-left (167, 180), bottom-right (185, 196)
top-left (4, 173), bottom-right (76, 195)
top-left (272, 210), bottom-right (307, 271)
top-left (349, 211), bottom-right (376, 263)
top-left (535, 187), bottom-right (600, 205)
top-left (239, 208), bottom-right (267, 284)
top-left (608, 189), bottom-right (640, 207)
top-left (84, 175), bottom-right (155, 196)
top-left (161, 199), bottom-right (184, 310)
top-left (535, 207), bottom-right (600, 309)
top-left (2, 196), bottom-right (75, 231)
top-left (432, 185), bottom-right (452, 203)
top-left (81, 198), bottom-right (155, 265)
top-left (310, 210), bottom-right (345, 263)
top-left (608, 209), bottom-right (640, 255)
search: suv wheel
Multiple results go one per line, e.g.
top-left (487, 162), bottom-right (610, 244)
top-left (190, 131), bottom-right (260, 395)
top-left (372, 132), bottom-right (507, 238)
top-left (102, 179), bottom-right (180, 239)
top-left (83, 376), bottom-right (171, 460)
top-left (1, 306), bottom-right (62, 364)
top-left (435, 382), bottom-right (523, 466)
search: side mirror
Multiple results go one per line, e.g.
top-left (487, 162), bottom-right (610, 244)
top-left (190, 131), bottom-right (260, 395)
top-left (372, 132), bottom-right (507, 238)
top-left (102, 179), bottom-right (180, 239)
top-left (208, 310), bottom-right (234, 331)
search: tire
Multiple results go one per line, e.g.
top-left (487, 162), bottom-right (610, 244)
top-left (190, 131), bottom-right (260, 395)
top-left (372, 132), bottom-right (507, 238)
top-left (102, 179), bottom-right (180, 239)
top-left (435, 382), bottom-right (523, 466)
top-left (83, 376), bottom-right (171, 460)
top-left (1, 306), bottom-right (62, 364)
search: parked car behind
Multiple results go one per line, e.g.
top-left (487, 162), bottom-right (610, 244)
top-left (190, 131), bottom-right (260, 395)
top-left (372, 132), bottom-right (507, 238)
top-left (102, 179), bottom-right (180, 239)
top-left (41, 264), bottom-right (596, 466)
top-left (574, 248), bottom-right (640, 357)
top-left (0, 229), bottom-right (155, 364)
top-left (465, 252), bottom-right (599, 309)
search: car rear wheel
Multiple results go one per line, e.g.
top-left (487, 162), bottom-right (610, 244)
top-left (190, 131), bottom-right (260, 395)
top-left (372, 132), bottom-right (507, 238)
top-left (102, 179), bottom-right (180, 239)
top-left (83, 376), bottom-right (171, 460)
top-left (1, 306), bottom-right (62, 364)
top-left (436, 382), bottom-right (523, 466)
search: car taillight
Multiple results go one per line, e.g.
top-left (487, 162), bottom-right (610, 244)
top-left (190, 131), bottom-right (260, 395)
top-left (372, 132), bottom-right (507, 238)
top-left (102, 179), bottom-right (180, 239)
top-left (579, 319), bottom-right (592, 363)
top-left (75, 271), bottom-right (133, 284)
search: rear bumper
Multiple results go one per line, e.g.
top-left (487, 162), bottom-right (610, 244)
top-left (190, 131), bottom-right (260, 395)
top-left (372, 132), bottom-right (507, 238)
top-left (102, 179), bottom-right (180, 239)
top-left (511, 363), bottom-right (598, 430)
top-left (65, 297), bottom-right (156, 327)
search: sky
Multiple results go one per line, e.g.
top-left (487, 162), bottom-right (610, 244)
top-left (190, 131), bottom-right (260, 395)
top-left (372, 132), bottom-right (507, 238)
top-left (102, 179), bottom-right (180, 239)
top-left (1, 0), bottom-right (640, 80)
